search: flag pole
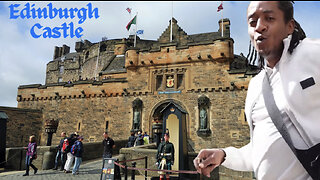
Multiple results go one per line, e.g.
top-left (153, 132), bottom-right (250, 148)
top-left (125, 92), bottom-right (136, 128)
top-left (170, 1), bottom-right (173, 42)
top-left (134, 12), bottom-right (138, 47)
top-left (130, 9), bottom-right (132, 37)
top-left (221, 1), bottom-right (224, 37)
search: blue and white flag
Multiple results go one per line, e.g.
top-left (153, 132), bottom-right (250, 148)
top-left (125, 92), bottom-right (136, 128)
top-left (136, 30), bottom-right (144, 34)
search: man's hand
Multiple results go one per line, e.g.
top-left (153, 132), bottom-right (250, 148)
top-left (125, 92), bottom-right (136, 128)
top-left (193, 149), bottom-right (225, 177)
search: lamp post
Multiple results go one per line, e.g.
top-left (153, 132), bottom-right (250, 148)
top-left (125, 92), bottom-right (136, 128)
top-left (45, 119), bottom-right (59, 146)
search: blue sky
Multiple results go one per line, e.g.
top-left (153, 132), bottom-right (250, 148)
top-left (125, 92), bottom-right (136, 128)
top-left (0, 1), bottom-right (319, 107)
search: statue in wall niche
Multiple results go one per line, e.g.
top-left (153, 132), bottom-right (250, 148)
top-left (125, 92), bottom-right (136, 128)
top-left (199, 107), bottom-right (207, 130)
top-left (133, 108), bottom-right (141, 130)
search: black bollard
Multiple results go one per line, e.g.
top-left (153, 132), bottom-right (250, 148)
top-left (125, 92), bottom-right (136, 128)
top-left (114, 159), bottom-right (121, 179)
top-left (125, 165), bottom-right (128, 180)
top-left (145, 156), bottom-right (148, 180)
top-left (46, 132), bottom-right (53, 146)
top-left (131, 162), bottom-right (136, 180)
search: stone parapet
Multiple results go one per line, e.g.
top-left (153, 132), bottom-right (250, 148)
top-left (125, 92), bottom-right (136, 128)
top-left (5, 140), bottom-right (127, 171)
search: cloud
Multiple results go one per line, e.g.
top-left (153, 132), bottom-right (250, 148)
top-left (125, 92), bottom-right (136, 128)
top-left (0, 1), bottom-right (319, 107)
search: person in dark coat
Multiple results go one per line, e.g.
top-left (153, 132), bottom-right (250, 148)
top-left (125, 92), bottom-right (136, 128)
top-left (127, 131), bottom-right (136, 147)
top-left (103, 132), bottom-right (115, 158)
top-left (53, 132), bottom-right (67, 170)
top-left (135, 130), bottom-right (144, 146)
top-left (72, 136), bottom-right (84, 175)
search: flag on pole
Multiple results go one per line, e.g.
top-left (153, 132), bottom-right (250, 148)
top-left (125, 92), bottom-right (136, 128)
top-left (217, 3), bottom-right (223, 12)
top-left (136, 30), bottom-right (144, 34)
top-left (126, 7), bottom-right (132, 14)
top-left (126, 15), bottom-right (137, 31)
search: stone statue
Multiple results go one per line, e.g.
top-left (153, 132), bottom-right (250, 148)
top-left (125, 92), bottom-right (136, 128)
top-left (199, 107), bottom-right (207, 129)
top-left (133, 109), bottom-right (141, 130)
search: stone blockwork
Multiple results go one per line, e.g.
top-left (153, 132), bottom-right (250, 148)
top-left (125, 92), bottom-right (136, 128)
top-left (17, 83), bottom-right (250, 152)
top-left (15, 18), bottom-right (259, 179)
top-left (0, 106), bottom-right (43, 147)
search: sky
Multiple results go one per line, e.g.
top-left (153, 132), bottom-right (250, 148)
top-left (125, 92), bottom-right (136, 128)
top-left (0, 1), bottom-right (319, 107)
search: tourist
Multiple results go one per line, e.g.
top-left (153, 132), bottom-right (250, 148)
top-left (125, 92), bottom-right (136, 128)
top-left (194, 1), bottom-right (320, 179)
top-left (127, 130), bottom-right (136, 147)
top-left (143, 131), bottom-right (149, 145)
top-left (103, 132), bottom-right (115, 158)
top-left (72, 136), bottom-right (84, 175)
top-left (23, 135), bottom-right (38, 176)
top-left (64, 133), bottom-right (77, 173)
top-left (53, 132), bottom-right (67, 170)
top-left (134, 130), bottom-right (144, 146)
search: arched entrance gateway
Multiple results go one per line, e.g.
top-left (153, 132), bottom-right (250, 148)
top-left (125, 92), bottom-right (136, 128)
top-left (150, 99), bottom-right (188, 174)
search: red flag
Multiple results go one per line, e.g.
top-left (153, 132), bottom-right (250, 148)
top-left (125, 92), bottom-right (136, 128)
top-left (126, 7), bottom-right (132, 14)
top-left (217, 3), bottom-right (223, 12)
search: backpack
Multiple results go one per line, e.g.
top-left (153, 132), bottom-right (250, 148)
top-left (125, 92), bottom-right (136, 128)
top-left (71, 141), bottom-right (79, 155)
top-left (62, 139), bottom-right (69, 153)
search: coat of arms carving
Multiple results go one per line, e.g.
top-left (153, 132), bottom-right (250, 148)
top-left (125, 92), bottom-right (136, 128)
top-left (166, 76), bottom-right (174, 88)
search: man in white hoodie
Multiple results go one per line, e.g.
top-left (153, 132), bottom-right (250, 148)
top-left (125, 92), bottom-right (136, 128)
top-left (194, 1), bottom-right (320, 180)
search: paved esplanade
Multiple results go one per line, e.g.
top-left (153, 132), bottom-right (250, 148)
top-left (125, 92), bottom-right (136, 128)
top-left (0, 158), bottom-right (149, 180)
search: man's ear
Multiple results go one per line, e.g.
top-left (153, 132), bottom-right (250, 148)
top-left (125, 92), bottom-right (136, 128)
top-left (287, 19), bottom-right (295, 35)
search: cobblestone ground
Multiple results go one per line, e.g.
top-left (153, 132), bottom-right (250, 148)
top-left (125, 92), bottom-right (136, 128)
top-left (0, 158), bottom-right (150, 180)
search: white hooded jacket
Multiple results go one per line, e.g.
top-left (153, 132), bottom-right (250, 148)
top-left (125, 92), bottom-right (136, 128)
top-left (221, 35), bottom-right (320, 178)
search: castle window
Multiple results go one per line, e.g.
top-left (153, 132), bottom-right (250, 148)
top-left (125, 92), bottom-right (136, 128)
top-left (77, 122), bottom-right (81, 131)
top-left (156, 75), bottom-right (163, 90)
top-left (105, 121), bottom-right (109, 131)
top-left (167, 48), bottom-right (169, 53)
top-left (154, 68), bottom-right (186, 91)
top-left (177, 74), bottom-right (184, 88)
top-left (58, 77), bottom-right (62, 83)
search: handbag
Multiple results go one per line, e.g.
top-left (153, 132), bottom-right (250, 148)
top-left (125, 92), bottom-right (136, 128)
top-left (32, 153), bottom-right (37, 160)
top-left (262, 70), bottom-right (320, 180)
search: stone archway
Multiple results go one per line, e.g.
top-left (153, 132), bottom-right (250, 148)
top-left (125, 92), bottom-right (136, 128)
top-left (149, 99), bottom-right (189, 172)
top-left (149, 99), bottom-right (188, 144)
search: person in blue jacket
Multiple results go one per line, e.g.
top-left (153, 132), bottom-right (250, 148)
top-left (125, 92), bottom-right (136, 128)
top-left (72, 136), bottom-right (84, 175)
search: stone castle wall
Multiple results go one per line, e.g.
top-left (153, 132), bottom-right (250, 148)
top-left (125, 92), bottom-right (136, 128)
top-left (17, 76), bottom-right (249, 151)
top-left (0, 106), bottom-right (42, 147)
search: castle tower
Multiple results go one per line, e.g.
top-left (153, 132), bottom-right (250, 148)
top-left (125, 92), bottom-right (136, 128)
top-left (219, 18), bottom-right (231, 38)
